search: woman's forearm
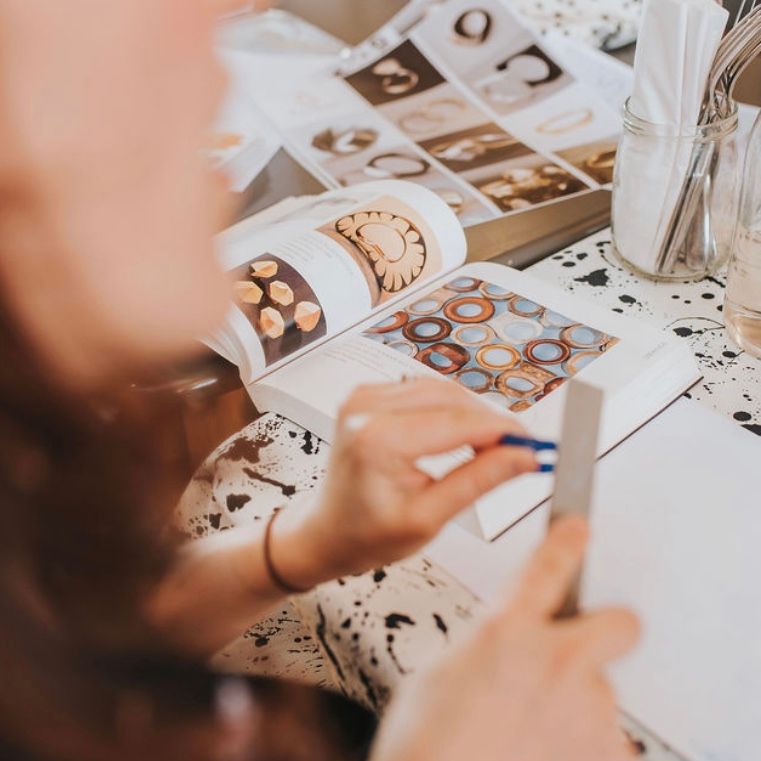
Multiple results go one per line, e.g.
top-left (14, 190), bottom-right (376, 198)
top-left (143, 507), bottom-right (331, 657)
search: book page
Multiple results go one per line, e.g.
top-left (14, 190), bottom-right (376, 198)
top-left (219, 180), bottom-right (465, 382)
top-left (251, 261), bottom-right (699, 539)
top-left (583, 399), bottom-right (761, 761)
top-left (225, 0), bottom-right (621, 230)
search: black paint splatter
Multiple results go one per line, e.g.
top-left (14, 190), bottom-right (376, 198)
top-left (673, 327), bottom-right (693, 337)
top-left (743, 424), bottom-right (761, 436)
top-left (619, 294), bottom-right (636, 304)
top-left (218, 435), bottom-right (273, 465)
top-left (226, 493), bottom-right (251, 512)
top-left (208, 513), bottom-right (222, 530)
top-left (242, 467), bottom-right (296, 496)
top-left (433, 613), bottom-right (448, 636)
top-left (301, 431), bottom-right (319, 455)
top-left (734, 411), bottom-right (752, 422)
top-left (384, 613), bottom-right (415, 629)
top-left (315, 605), bottom-right (344, 681)
top-left (372, 569), bottom-right (387, 584)
top-left (574, 268), bottom-right (609, 287)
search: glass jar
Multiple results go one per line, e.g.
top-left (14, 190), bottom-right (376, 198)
top-left (612, 99), bottom-right (740, 281)
top-left (725, 110), bottom-right (761, 359)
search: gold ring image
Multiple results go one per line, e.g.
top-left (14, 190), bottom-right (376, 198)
top-left (508, 295), bottom-right (544, 318)
top-left (478, 282), bottom-right (512, 300)
top-left (492, 316), bottom-right (543, 344)
top-left (496, 363), bottom-right (554, 399)
top-left (455, 368), bottom-right (493, 393)
top-left (403, 317), bottom-right (452, 343)
top-left (372, 58), bottom-right (420, 96)
top-left (452, 9), bottom-right (492, 45)
top-left (366, 310), bottom-right (409, 334)
top-left (536, 109), bottom-right (594, 135)
top-left (407, 294), bottom-right (447, 316)
top-left (363, 153), bottom-right (430, 179)
top-left (563, 350), bottom-right (602, 375)
top-left (524, 339), bottom-right (571, 365)
top-left (387, 339), bottom-right (419, 358)
top-left (586, 149), bottom-right (617, 171)
top-left (453, 324), bottom-right (496, 346)
top-left (543, 377), bottom-right (567, 395)
top-left (510, 399), bottom-right (534, 413)
top-left (336, 211), bottom-right (427, 293)
top-left (444, 296), bottom-right (495, 323)
top-left (311, 127), bottom-right (378, 156)
top-left (446, 276), bottom-right (481, 293)
top-left (476, 344), bottom-right (521, 371)
top-left (418, 343), bottom-right (470, 374)
top-left (399, 99), bottom-right (466, 135)
top-left (560, 324), bottom-right (609, 349)
top-left (540, 309), bottom-right (576, 329)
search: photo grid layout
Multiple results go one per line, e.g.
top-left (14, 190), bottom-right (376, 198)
top-left (266, 0), bottom-right (622, 228)
top-left (364, 275), bottom-right (618, 413)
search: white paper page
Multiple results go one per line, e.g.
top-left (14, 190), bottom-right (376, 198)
top-left (219, 180), bottom-right (465, 383)
top-left (583, 398), bottom-right (761, 761)
top-left (251, 261), bottom-right (698, 539)
top-left (423, 398), bottom-right (761, 761)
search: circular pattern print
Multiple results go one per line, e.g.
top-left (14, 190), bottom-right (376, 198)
top-left (453, 324), bottom-right (496, 346)
top-left (418, 343), bottom-right (470, 374)
top-left (403, 317), bottom-right (451, 343)
top-left (525, 339), bottom-right (571, 365)
top-left (444, 296), bottom-right (495, 323)
top-left (476, 344), bottom-right (521, 371)
top-left (455, 368), bottom-right (493, 393)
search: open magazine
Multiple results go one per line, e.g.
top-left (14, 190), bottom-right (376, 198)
top-left (207, 180), bottom-right (701, 540)
top-left (222, 0), bottom-right (622, 229)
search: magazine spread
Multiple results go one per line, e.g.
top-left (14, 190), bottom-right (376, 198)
top-left (245, 257), bottom-right (700, 540)
top-left (207, 181), bottom-right (466, 383)
top-left (222, 0), bottom-right (621, 229)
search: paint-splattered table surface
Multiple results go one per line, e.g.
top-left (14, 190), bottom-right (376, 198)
top-left (177, 227), bottom-right (757, 761)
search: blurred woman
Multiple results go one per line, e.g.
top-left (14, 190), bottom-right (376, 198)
top-left (0, 1), bottom-right (638, 760)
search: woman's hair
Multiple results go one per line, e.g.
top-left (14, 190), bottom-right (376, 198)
top-left (0, 292), bottom-right (375, 760)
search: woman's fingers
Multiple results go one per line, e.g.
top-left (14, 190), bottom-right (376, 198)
top-left (410, 445), bottom-right (537, 525)
top-left (350, 404), bottom-right (529, 461)
top-left (562, 609), bottom-right (641, 669)
top-left (509, 516), bottom-right (589, 621)
top-left (339, 378), bottom-right (490, 419)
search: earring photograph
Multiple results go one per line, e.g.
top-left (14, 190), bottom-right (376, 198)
top-left (344, 39), bottom-right (446, 106)
top-left (475, 44), bottom-right (572, 116)
top-left (558, 138), bottom-right (619, 185)
top-left (461, 153), bottom-right (590, 213)
top-left (419, 123), bottom-right (531, 172)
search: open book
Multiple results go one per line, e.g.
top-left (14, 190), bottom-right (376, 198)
top-left (208, 180), bottom-right (700, 540)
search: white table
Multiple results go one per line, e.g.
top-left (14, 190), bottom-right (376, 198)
top-left (177, 228), bottom-right (760, 760)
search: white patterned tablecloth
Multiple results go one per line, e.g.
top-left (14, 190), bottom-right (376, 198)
top-left (177, 229), bottom-right (758, 761)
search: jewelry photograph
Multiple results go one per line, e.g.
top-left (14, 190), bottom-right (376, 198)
top-left (476, 45), bottom-right (571, 115)
top-left (363, 152), bottom-right (431, 179)
top-left (335, 210), bottom-right (428, 294)
top-left (420, 123), bottom-right (530, 172)
top-left (535, 108), bottom-right (595, 135)
top-left (361, 277), bottom-right (619, 411)
top-left (344, 39), bottom-right (446, 106)
top-left (472, 157), bottom-right (588, 213)
top-left (231, 254), bottom-right (327, 366)
top-left (558, 139), bottom-right (618, 185)
top-left (398, 98), bottom-right (467, 135)
top-left (311, 126), bottom-right (379, 156)
top-left (452, 8), bottom-right (493, 45)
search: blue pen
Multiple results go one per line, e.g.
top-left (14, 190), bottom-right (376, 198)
top-left (500, 434), bottom-right (558, 473)
top-left (499, 434), bottom-right (558, 452)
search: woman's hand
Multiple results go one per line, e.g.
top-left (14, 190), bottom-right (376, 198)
top-left (372, 517), bottom-right (640, 761)
top-left (273, 379), bottom-right (539, 586)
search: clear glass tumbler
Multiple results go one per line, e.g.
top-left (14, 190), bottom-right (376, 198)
top-left (725, 110), bottom-right (761, 359)
top-left (612, 100), bottom-right (740, 281)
